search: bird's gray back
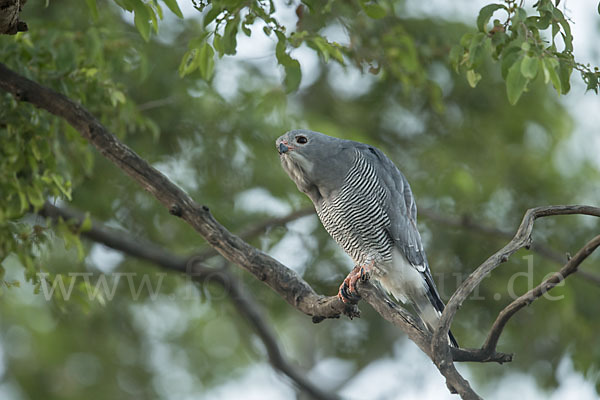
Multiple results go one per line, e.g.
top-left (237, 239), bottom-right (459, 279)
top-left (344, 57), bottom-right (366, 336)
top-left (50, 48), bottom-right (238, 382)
top-left (316, 148), bottom-right (395, 266)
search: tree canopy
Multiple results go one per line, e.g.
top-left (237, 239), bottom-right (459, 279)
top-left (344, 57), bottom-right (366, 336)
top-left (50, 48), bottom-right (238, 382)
top-left (1, 1), bottom-right (599, 399)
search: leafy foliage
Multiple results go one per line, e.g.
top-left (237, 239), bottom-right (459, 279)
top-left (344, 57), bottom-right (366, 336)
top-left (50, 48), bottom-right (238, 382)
top-left (451, 0), bottom-right (600, 104)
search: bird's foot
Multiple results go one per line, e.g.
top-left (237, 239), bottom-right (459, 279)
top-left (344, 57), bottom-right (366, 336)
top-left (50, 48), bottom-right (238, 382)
top-left (337, 263), bottom-right (372, 304)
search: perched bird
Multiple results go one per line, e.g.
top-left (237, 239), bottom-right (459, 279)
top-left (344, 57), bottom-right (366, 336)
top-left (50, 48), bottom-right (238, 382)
top-left (276, 129), bottom-right (457, 346)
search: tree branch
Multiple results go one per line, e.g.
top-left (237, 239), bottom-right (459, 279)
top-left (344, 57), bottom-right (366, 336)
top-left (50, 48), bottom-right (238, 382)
top-left (431, 205), bottom-right (600, 397)
top-left (482, 234), bottom-right (600, 354)
top-left (0, 0), bottom-right (27, 35)
top-left (39, 202), bottom-right (339, 400)
top-left (193, 207), bottom-right (315, 263)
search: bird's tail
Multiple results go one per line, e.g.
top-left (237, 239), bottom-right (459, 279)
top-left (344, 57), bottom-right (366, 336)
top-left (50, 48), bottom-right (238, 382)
top-left (412, 294), bottom-right (459, 347)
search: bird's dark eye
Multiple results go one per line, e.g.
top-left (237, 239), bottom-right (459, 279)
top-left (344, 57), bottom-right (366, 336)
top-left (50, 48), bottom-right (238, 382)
top-left (296, 136), bottom-right (308, 144)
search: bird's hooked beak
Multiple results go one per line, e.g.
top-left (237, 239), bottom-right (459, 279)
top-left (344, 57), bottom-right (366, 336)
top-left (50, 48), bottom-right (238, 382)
top-left (278, 142), bottom-right (289, 154)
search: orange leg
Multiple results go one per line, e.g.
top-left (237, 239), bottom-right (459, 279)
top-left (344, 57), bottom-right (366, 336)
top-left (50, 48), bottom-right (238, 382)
top-left (337, 262), bottom-right (373, 303)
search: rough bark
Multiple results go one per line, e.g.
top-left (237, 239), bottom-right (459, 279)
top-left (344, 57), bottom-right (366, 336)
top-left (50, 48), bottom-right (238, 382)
top-left (0, 0), bottom-right (27, 35)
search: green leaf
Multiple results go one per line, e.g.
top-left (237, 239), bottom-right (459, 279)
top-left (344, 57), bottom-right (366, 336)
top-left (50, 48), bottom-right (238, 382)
top-left (197, 43), bottom-right (215, 80)
top-left (552, 8), bottom-right (573, 52)
top-left (109, 89), bottom-right (126, 106)
top-left (132, 1), bottom-right (151, 41)
top-left (361, 2), bottom-right (386, 19)
top-left (149, 5), bottom-right (159, 33)
top-left (213, 33), bottom-right (222, 56)
top-left (155, 2), bottom-right (163, 20)
top-left (222, 16), bottom-right (239, 55)
top-left (512, 7), bottom-right (527, 25)
top-left (449, 45), bottom-right (463, 72)
top-left (283, 58), bottom-right (302, 93)
top-left (506, 58), bottom-right (529, 105)
top-left (520, 55), bottom-right (539, 79)
top-left (459, 32), bottom-right (474, 48)
top-left (178, 48), bottom-right (199, 77)
top-left (467, 32), bottom-right (488, 69)
top-left (85, 0), bottom-right (99, 21)
top-left (557, 58), bottom-right (572, 94)
top-left (204, 5), bottom-right (221, 27)
top-left (309, 36), bottom-right (339, 63)
top-left (17, 190), bottom-right (28, 213)
top-left (81, 213), bottom-right (93, 232)
top-left (51, 174), bottom-right (72, 200)
top-left (543, 57), bottom-right (561, 93)
top-left (477, 4), bottom-right (506, 32)
top-left (26, 186), bottom-right (45, 209)
top-left (162, 0), bottom-right (183, 18)
top-left (275, 30), bottom-right (287, 61)
top-left (466, 69), bottom-right (482, 88)
top-left (329, 45), bottom-right (344, 64)
top-left (500, 45), bottom-right (521, 79)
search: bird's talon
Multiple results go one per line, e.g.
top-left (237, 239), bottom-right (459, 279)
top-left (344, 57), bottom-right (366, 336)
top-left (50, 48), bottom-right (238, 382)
top-left (359, 267), bottom-right (370, 282)
top-left (338, 281), bottom-right (360, 304)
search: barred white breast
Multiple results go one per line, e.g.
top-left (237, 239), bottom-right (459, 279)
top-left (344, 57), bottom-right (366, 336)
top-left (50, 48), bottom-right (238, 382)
top-left (316, 148), bottom-right (394, 267)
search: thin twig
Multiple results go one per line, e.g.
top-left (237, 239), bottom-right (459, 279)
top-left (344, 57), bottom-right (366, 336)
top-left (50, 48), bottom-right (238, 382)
top-left (482, 234), bottom-right (600, 353)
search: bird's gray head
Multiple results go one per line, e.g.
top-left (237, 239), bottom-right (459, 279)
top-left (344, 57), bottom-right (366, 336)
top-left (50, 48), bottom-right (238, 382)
top-left (276, 129), bottom-right (353, 202)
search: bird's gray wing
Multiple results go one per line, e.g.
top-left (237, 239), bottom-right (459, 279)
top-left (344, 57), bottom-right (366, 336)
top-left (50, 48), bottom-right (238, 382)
top-left (356, 144), bottom-right (427, 271)
top-left (357, 145), bottom-right (449, 312)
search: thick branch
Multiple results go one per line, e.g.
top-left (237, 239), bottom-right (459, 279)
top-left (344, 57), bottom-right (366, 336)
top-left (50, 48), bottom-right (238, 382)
top-left (482, 234), bottom-right (600, 354)
top-left (193, 207), bottom-right (315, 262)
top-left (39, 202), bottom-right (338, 400)
top-left (0, 62), bottom-right (356, 321)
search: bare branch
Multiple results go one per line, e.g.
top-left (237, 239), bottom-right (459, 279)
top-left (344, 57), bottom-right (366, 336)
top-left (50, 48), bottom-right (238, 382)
top-left (431, 205), bottom-right (600, 391)
top-left (39, 202), bottom-right (339, 400)
top-left (482, 234), bottom-right (600, 354)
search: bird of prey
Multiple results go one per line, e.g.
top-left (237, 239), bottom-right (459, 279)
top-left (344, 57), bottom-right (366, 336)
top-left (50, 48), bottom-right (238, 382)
top-left (276, 129), bottom-right (457, 346)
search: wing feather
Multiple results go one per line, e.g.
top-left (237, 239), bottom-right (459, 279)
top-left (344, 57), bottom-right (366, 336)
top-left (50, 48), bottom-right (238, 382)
top-left (356, 145), bottom-right (427, 270)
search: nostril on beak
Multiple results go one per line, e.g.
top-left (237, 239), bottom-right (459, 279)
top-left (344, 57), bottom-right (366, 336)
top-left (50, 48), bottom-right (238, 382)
top-left (278, 142), bottom-right (289, 154)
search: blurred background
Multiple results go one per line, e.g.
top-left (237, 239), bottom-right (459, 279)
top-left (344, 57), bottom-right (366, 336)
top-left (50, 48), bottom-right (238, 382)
top-left (0, 0), bottom-right (599, 398)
